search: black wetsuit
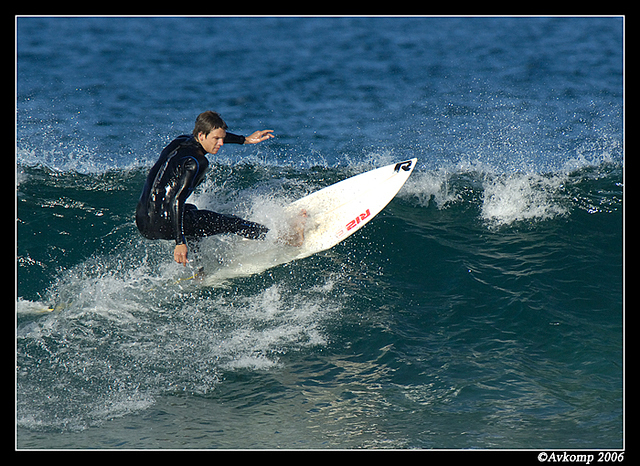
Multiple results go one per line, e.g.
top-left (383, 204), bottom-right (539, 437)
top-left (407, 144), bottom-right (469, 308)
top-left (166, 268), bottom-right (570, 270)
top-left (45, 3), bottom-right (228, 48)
top-left (136, 134), bottom-right (269, 245)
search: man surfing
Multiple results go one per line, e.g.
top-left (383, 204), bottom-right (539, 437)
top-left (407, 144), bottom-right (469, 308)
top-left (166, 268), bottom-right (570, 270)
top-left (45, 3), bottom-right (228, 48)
top-left (136, 111), bottom-right (277, 266)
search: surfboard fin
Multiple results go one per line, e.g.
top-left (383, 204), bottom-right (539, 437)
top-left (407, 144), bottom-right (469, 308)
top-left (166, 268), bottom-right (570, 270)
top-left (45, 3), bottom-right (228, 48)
top-left (174, 266), bottom-right (206, 284)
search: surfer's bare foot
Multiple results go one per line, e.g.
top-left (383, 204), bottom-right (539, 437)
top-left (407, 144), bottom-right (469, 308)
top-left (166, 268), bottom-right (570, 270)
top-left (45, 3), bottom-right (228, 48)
top-left (279, 209), bottom-right (307, 247)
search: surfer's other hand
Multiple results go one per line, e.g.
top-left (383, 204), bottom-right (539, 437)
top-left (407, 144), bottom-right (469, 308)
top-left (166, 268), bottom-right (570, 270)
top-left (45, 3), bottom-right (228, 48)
top-left (174, 244), bottom-right (188, 266)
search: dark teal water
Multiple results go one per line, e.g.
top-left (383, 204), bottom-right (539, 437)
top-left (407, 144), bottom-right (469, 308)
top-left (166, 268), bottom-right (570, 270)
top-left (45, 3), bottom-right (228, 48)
top-left (17, 16), bottom-right (623, 449)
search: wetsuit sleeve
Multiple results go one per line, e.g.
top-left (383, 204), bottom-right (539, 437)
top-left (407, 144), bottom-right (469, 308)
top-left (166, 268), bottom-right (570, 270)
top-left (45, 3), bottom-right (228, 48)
top-left (171, 156), bottom-right (200, 245)
top-left (224, 132), bottom-right (246, 144)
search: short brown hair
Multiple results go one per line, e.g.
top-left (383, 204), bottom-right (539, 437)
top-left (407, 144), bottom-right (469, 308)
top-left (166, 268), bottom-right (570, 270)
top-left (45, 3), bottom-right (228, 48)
top-left (193, 111), bottom-right (228, 137)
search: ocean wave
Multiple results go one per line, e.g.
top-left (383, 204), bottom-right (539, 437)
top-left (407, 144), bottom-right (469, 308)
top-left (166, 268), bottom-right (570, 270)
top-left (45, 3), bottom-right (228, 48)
top-left (480, 172), bottom-right (569, 227)
top-left (16, 149), bottom-right (622, 433)
top-left (17, 145), bottom-right (622, 233)
top-left (399, 157), bottom-right (621, 228)
top-left (17, 245), bottom-right (342, 431)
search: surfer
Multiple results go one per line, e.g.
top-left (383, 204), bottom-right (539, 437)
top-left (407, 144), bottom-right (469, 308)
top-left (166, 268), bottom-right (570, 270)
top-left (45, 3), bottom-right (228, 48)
top-left (136, 111), bottom-right (277, 266)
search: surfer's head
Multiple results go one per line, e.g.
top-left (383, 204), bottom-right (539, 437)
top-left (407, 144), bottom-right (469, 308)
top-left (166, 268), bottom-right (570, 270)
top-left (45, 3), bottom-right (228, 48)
top-left (193, 111), bottom-right (228, 138)
top-left (194, 111), bottom-right (228, 155)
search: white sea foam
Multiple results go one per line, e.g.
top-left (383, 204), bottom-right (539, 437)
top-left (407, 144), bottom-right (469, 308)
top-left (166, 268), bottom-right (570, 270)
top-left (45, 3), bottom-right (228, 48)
top-left (400, 168), bottom-right (462, 209)
top-left (17, 235), bottom-right (341, 430)
top-left (480, 172), bottom-right (568, 228)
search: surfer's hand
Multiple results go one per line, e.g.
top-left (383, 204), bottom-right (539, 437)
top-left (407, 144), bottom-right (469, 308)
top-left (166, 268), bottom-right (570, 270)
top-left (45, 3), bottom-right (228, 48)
top-left (174, 244), bottom-right (188, 266)
top-left (244, 130), bottom-right (274, 144)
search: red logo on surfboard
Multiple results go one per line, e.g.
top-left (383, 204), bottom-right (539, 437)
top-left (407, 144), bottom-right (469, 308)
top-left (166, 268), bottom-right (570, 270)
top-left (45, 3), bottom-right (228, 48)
top-left (336, 209), bottom-right (371, 238)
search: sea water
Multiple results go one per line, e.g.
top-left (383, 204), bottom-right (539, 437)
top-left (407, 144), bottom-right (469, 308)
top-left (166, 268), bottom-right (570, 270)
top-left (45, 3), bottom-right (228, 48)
top-left (16, 16), bottom-right (623, 449)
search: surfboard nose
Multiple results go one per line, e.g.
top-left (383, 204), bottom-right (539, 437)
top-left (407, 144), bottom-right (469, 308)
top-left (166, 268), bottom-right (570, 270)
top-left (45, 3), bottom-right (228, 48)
top-left (394, 160), bottom-right (414, 172)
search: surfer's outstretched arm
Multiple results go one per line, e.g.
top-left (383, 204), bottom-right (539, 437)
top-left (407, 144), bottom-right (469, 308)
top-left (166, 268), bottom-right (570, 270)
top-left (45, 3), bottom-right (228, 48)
top-left (244, 129), bottom-right (274, 144)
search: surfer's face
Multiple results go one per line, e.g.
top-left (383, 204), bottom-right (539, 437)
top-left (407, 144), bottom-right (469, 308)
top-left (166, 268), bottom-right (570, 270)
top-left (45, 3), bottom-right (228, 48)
top-left (197, 128), bottom-right (226, 154)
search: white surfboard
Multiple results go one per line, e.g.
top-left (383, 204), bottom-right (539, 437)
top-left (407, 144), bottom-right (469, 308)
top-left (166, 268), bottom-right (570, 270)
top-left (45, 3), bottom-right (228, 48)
top-left (198, 158), bottom-right (417, 285)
